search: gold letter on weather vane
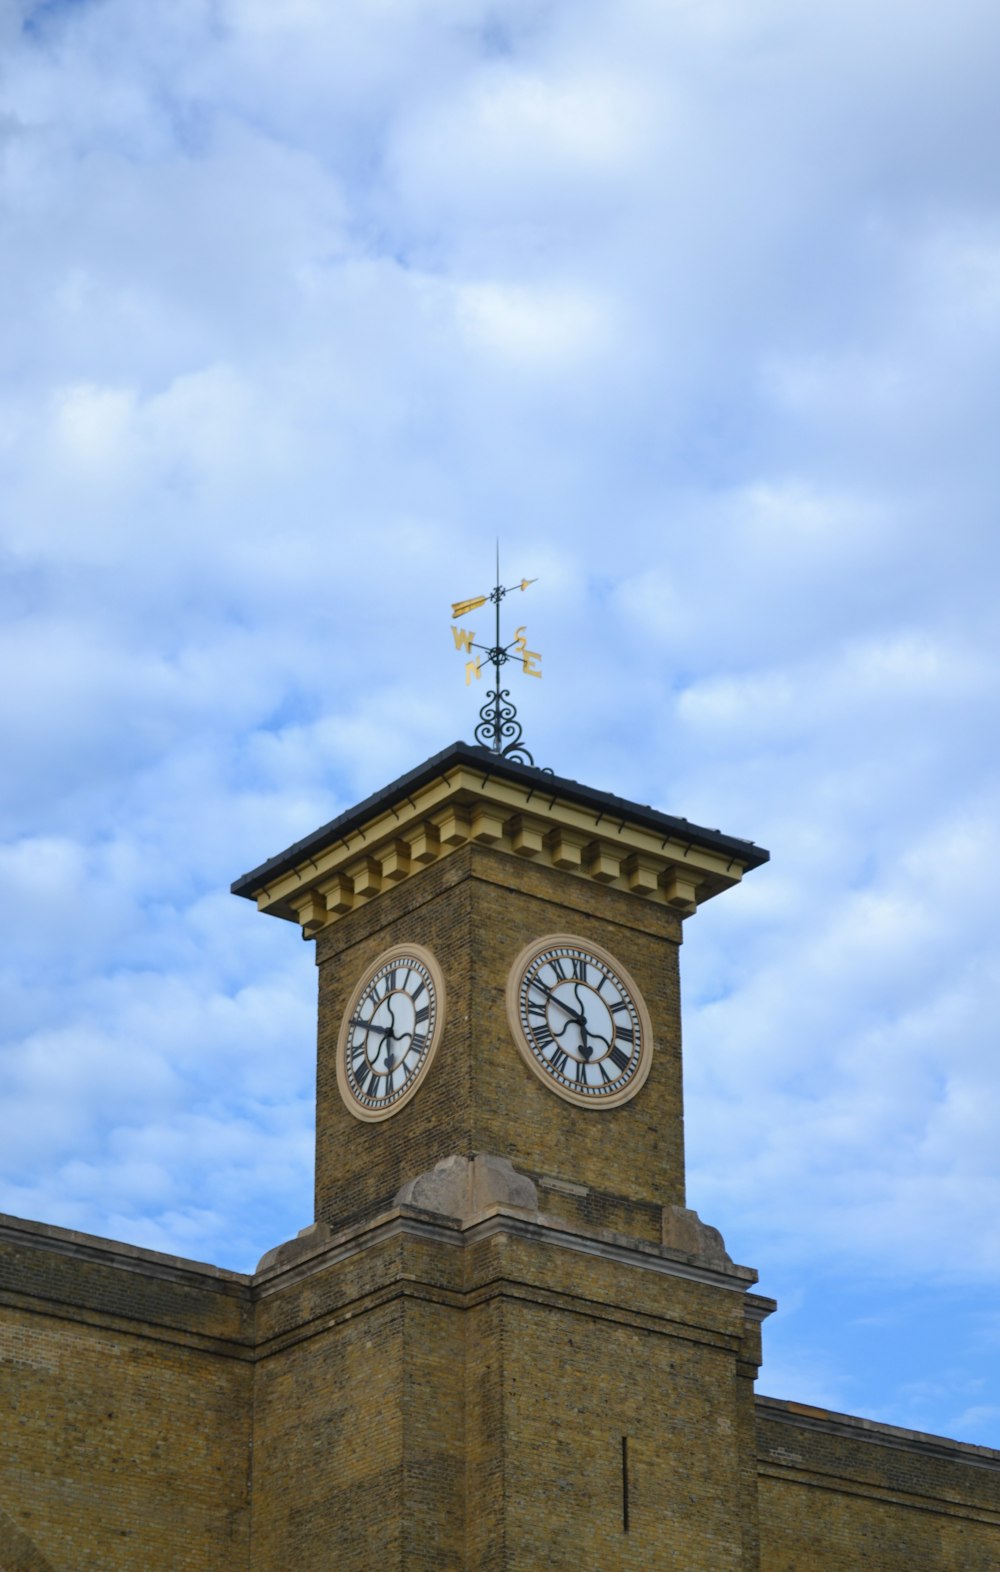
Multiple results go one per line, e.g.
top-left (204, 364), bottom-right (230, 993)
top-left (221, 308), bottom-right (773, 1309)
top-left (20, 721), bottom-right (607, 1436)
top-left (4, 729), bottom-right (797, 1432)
top-left (513, 626), bottom-right (542, 677)
top-left (465, 658), bottom-right (482, 684)
top-left (451, 625), bottom-right (475, 653)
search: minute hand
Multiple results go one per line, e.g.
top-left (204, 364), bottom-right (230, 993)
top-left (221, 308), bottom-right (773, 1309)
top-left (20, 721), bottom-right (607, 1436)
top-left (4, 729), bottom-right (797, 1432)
top-left (350, 1017), bottom-right (394, 1038)
top-left (530, 979), bottom-right (586, 1024)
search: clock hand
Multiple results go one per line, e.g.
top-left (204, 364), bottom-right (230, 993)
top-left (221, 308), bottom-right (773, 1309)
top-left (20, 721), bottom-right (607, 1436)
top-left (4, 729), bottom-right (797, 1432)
top-left (529, 980), bottom-right (586, 1025)
top-left (578, 1020), bottom-right (593, 1060)
top-left (571, 983), bottom-right (594, 1058)
top-left (350, 1017), bottom-right (394, 1038)
top-left (384, 998), bottom-right (399, 1075)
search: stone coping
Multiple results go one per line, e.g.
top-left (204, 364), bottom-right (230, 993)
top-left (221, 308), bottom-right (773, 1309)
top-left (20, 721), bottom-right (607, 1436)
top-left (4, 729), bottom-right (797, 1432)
top-left (0, 1211), bottom-right (251, 1291)
top-left (253, 1201), bottom-right (768, 1301)
top-left (1, 1202), bottom-right (762, 1300)
top-left (757, 1394), bottom-right (1000, 1469)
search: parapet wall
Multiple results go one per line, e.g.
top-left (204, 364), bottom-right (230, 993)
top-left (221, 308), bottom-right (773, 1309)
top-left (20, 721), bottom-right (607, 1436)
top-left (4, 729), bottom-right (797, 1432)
top-left (0, 1212), bottom-right (253, 1572)
top-left (756, 1394), bottom-right (1000, 1572)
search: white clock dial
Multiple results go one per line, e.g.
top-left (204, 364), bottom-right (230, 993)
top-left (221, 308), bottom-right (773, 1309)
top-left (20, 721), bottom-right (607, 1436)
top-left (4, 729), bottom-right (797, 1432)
top-left (506, 935), bottom-right (653, 1108)
top-left (337, 944), bottom-right (445, 1121)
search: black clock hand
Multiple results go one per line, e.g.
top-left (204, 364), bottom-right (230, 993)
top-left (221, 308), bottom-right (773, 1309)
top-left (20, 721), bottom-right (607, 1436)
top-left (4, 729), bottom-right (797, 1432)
top-left (350, 1017), bottom-right (394, 1038)
top-left (571, 984), bottom-right (594, 1059)
top-left (384, 997), bottom-right (399, 1074)
top-left (530, 979), bottom-right (586, 1025)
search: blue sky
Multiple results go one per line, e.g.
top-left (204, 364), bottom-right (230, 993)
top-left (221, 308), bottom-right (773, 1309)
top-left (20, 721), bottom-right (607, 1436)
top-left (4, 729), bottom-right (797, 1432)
top-left (2, 0), bottom-right (999, 1448)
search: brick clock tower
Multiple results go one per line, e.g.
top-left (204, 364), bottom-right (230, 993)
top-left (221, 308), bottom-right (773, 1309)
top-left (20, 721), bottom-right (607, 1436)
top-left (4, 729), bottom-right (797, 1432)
top-left (232, 740), bottom-right (772, 1570)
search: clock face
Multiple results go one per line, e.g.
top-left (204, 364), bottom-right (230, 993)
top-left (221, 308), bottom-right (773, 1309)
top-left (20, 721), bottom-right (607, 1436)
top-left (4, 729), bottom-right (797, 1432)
top-left (506, 935), bottom-right (653, 1108)
top-left (336, 944), bottom-right (445, 1121)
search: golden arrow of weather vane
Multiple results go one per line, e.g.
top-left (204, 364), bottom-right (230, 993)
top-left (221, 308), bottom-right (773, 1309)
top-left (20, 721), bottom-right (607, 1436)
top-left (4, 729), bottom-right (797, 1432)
top-left (449, 570), bottom-right (542, 765)
top-left (451, 579), bottom-right (535, 620)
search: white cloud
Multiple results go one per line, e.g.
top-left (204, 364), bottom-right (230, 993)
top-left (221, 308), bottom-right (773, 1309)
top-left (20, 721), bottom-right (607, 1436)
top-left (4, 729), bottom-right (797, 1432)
top-left (0, 0), bottom-right (999, 1445)
top-left (456, 280), bottom-right (612, 366)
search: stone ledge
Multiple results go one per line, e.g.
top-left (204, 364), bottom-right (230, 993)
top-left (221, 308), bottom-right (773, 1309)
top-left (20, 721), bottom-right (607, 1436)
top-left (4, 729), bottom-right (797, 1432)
top-left (757, 1394), bottom-right (1000, 1470)
top-left (0, 1211), bottom-right (251, 1292)
top-left (253, 1192), bottom-right (764, 1300)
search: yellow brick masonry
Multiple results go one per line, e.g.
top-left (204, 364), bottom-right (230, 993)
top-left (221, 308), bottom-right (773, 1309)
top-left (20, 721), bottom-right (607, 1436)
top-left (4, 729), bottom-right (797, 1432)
top-left (2, 1202), bottom-right (999, 1570)
top-left (0, 1217), bottom-right (253, 1572)
top-left (756, 1398), bottom-right (1000, 1571)
top-left (314, 843), bottom-right (687, 1238)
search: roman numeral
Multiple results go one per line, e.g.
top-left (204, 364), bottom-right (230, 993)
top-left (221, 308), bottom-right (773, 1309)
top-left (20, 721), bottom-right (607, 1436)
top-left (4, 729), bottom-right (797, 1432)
top-left (609, 1046), bottom-right (630, 1072)
top-left (367, 1069), bottom-right (382, 1098)
top-left (575, 1058), bottom-right (588, 1084)
top-left (410, 1033), bottom-right (427, 1058)
top-left (570, 957), bottom-right (588, 982)
top-left (550, 1048), bottom-right (569, 1076)
top-left (387, 968), bottom-right (398, 992)
top-left (549, 956), bottom-right (567, 980)
top-left (415, 1005), bottom-right (429, 1025)
top-left (615, 1025), bottom-right (634, 1045)
top-left (534, 1022), bottom-right (554, 1050)
top-left (610, 999), bottom-right (629, 1015)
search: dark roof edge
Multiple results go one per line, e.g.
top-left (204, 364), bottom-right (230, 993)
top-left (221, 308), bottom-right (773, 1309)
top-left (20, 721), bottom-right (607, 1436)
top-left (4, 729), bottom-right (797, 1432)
top-left (231, 740), bottom-right (769, 900)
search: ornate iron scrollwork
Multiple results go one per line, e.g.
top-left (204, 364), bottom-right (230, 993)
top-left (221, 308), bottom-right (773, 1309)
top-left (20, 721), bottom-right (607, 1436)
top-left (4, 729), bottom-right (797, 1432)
top-left (475, 689), bottom-right (536, 766)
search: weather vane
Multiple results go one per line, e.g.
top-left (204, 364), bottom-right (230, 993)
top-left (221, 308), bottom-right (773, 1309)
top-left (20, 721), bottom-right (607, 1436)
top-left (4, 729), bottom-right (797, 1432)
top-left (451, 547), bottom-right (542, 766)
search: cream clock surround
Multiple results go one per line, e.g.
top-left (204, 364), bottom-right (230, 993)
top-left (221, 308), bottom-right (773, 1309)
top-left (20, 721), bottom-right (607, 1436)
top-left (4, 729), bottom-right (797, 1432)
top-left (336, 943), bottom-right (446, 1121)
top-left (506, 934), bottom-right (653, 1108)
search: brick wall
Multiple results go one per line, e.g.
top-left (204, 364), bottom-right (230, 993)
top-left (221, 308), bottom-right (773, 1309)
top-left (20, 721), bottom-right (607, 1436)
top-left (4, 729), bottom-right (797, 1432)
top-left (0, 1216), bottom-right (252, 1572)
top-left (314, 843), bottom-right (685, 1237)
top-left (4, 1212), bottom-right (999, 1571)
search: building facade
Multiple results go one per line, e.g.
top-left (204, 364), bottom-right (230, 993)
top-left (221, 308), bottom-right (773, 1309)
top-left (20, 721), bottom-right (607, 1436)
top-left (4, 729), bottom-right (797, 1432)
top-left (1, 743), bottom-right (998, 1568)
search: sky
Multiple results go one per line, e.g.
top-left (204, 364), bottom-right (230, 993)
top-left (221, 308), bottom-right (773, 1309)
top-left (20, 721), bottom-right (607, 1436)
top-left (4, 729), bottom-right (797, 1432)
top-left (1, 0), bottom-right (999, 1449)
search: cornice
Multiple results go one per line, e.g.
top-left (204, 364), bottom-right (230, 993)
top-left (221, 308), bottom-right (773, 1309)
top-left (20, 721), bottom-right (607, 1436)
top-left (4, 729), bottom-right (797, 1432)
top-left (233, 747), bottom-right (768, 937)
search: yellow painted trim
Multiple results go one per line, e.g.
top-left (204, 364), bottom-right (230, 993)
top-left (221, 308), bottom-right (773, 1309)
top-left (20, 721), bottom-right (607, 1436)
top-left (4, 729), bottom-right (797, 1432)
top-left (252, 767), bottom-right (749, 935)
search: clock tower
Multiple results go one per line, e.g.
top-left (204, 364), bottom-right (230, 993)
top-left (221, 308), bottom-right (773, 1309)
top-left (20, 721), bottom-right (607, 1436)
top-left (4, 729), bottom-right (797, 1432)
top-left (233, 740), bottom-right (772, 1570)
